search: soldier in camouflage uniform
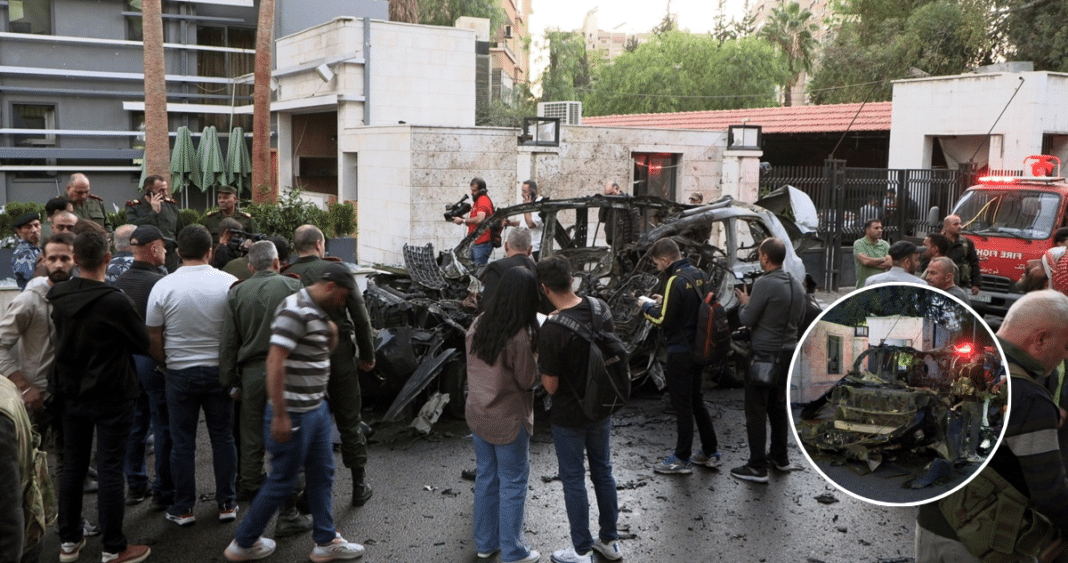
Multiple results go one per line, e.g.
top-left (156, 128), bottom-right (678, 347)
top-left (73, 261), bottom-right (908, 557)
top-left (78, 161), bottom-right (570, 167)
top-left (126, 174), bottom-right (184, 272)
top-left (65, 174), bottom-right (111, 233)
top-left (202, 186), bottom-right (256, 246)
top-left (942, 214), bottom-right (981, 295)
top-left (281, 225), bottom-right (376, 507)
top-left (11, 213), bottom-right (41, 291)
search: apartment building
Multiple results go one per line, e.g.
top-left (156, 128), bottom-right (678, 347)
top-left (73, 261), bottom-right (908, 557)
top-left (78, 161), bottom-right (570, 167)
top-left (0, 0), bottom-right (386, 206)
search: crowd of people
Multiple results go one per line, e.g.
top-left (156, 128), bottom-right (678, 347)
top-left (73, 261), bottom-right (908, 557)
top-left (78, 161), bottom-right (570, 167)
top-left (0, 174), bottom-right (376, 563)
top-left (2, 173), bottom-right (799, 563)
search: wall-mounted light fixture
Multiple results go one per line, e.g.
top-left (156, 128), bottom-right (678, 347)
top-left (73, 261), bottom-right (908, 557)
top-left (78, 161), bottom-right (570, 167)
top-left (315, 63), bottom-right (335, 83)
top-left (727, 124), bottom-right (762, 150)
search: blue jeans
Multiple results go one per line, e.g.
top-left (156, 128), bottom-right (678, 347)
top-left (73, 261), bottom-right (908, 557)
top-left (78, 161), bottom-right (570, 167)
top-left (166, 365), bottom-right (236, 515)
top-left (235, 401), bottom-right (336, 547)
top-left (551, 419), bottom-right (619, 554)
top-left (471, 241), bottom-right (493, 266)
top-left (125, 355), bottom-right (173, 501)
top-left (473, 429), bottom-right (531, 561)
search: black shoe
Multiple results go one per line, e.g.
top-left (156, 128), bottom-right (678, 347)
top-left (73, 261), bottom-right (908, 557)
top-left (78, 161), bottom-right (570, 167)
top-left (461, 468), bottom-right (477, 481)
top-left (125, 487), bottom-right (149, 506)
top-left (769, 458), bottom-right (792, 472)
top-left (86, 466), bottom-right (98, 479)
top-left (148, 495), bottom-right (172, 513)
top-left (730, 464), bottom-right (769, 483)
top-left (83, 476), bottom-right (99, 494)
top-left (352, 483), bottom-right (373, 507)
top-left (274, 508), bottom-right (313, 538)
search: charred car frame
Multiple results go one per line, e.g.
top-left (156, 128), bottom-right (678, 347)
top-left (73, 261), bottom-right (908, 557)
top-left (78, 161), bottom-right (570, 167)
top-left (361, 194), bottom-right (809, 423)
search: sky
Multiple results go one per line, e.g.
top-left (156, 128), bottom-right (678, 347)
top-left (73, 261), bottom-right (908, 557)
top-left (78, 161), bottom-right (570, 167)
top-left (526, 0), bottom-right (752, 85)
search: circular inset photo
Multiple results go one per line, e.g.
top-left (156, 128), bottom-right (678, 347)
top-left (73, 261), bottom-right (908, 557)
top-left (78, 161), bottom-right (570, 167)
top-left (789, 283), bottom-right (1007, 506)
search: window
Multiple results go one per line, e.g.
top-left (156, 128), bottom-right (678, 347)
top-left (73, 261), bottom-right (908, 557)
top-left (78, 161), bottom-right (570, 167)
top-left (197, 25), bottom-right (255, 130)
top-left (854, 325), bottom-right (868, 337)
top-left (827, 335), bottom-right (842, 374)
top-left (633, 152), bottom-right (678, 200)
top-left (8, 0), bottom-right (51, 34)
top-left (12, 104), bottom-right (56, 147)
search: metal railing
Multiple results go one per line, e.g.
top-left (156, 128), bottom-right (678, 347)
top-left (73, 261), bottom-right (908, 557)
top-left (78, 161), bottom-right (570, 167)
top-left (761, 160), bottom-right (979, 290)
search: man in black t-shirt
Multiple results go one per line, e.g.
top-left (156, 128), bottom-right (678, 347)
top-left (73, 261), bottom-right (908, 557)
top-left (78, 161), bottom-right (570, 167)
top-left (536, 256), bottom-right (623, 563)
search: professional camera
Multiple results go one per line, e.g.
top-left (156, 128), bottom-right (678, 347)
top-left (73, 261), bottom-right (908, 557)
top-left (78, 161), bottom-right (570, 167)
top-left (443, 194), bottom-right (472, 222)
top-left (227, 229), bottom-right (267, 255)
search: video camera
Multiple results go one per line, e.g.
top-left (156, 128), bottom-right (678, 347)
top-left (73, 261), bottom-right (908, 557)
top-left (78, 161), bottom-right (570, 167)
top-left (227, 229), bottom-right (268, 254)
top-left (443, 194), bottom-right (472, 222)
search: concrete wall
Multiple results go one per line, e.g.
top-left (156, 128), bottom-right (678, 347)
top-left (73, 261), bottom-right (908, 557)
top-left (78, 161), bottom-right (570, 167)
top-left (868, 316), bottom-right (926, 349)
top-left (345, 124), bottom-right (729, 265)
top-left (889, 71), bottom-right (1068, 171)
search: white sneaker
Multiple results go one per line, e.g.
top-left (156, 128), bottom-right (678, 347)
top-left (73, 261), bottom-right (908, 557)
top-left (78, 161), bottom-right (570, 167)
top-left (224, 537), bottom-right (277, 561)
top-left (592, 538), bottom-right (623, 561)
top-left (550, 547), bottom-right (591, 563)
top-left (309, 533), bottom-right (365, 562)
top-left (505, 549), bottom-right (540, 563)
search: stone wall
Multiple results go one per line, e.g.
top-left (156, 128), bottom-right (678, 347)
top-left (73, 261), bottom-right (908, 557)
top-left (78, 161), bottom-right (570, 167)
top-left (350, 124), bottom-right (730, 266)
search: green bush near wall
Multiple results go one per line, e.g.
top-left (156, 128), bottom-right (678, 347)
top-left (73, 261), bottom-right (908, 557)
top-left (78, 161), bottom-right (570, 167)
top-left (245, 189), bottom-right (331, 239)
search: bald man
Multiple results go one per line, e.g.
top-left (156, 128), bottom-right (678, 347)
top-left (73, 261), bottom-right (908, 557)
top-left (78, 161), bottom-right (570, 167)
top-left (65, 173), bottom-right (112, 233)
top-left (916, 290), bottom-right (1068, 561)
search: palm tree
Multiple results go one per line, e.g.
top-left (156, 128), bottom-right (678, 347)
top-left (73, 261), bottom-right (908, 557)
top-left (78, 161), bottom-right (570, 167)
top-left (142, 0), bottom-right (169, 178)
top-left (251, 0), bottom-right (276, 203)
top-left (759, 1), bottom-right (818, 106)
top-left (390, 0), bottom-right (419, 23)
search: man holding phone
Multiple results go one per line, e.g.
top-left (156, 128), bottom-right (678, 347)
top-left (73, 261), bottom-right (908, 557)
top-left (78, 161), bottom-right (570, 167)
top-left (126, 175), bottom-right (184, 272)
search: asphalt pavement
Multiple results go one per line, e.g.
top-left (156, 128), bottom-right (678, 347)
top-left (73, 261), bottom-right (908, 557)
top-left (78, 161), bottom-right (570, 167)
top-left (36, 383), bottom-right (919, 563)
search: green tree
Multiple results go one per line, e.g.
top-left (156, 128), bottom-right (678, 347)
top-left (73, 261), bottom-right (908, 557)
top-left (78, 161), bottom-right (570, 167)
top-left (417, 0), bottom-right (505, 36)
top-left (758, 1), bottom-right (818, 106)
top-left (808, 0), bottom-right (997, 105)
top-left (999, 0), bottom-right (1068, 72)
top-left (539, 31), bottom-right (592, 103)
top-left (389, 0), bottom-right (419, 23)
top-left (581, 32), bottom-right (788, 116)
top-left (478, 84), bottom-right (536, 126)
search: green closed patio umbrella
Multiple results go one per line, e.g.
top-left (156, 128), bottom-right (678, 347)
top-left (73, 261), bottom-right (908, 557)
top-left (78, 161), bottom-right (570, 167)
top-left (198, 125), bottom-right (227, 191)
top-left (170, 126), bottom-right (200, 194)
top-left (225, 127), bottom-right (251, 196)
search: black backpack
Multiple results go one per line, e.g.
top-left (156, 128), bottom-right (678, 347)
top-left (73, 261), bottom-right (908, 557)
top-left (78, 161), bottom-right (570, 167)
top-left (679, 271), bottom-right (731, 365)
top-left (547, 297), bottom-right (631, 420)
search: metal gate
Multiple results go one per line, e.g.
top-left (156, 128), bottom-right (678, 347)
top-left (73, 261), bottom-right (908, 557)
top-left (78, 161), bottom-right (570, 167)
top-left (760, 161), bottom-right (976, 291)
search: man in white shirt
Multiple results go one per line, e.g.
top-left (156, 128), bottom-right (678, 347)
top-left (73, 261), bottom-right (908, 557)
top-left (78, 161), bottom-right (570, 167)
top-left (146, 224), bottom-right (239, 527)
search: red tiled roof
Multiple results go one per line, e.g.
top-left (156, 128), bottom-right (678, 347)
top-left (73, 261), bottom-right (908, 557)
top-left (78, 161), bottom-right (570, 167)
top-left (580, 101), bottom-right (892, 134)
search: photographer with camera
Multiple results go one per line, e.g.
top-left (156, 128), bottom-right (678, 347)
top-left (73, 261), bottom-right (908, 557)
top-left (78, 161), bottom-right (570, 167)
top-left (731, 237), bottom-right (804, 484)
top-left (450, 177), bottom-right (495, 266)
top-left (212, 218), bottom-right (245, 270)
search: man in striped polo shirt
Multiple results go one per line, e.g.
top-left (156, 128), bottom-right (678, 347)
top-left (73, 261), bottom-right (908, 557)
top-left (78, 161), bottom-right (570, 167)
top-left (224, 262), bottom-right (364, 562)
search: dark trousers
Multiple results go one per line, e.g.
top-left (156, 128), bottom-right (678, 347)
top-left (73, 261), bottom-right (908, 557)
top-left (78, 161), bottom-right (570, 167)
top-left (328, 337), bottom-right (366, 471)
top-left (124, 355), bottom-right (172, 501)
top-left (58, 398), bottom-right (135, 554)
top-left (743, 351), bottom-right (791, 469)
top-left (665, 352), bottom-right (718, 461)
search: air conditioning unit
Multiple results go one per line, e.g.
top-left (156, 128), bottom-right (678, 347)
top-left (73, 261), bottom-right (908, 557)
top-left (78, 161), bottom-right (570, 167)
top-left (537, 101), bottom-right (582, 126)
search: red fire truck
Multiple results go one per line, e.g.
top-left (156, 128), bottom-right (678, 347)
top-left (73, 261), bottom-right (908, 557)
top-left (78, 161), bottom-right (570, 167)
top-left (949, 155), bottom-right (1066, 319)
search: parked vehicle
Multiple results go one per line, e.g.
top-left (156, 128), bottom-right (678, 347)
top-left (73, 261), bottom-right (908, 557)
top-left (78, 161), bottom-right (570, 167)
top-left (945, 155), bottom-right (1066, 319)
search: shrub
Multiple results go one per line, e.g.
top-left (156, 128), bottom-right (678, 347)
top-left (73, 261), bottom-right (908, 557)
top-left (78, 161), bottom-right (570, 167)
top-left (245, 189), bottom-right (329, 240)
top-left (328, 201), bottom-right (356, 237)
top-left (178, 208), bottom-right (202, 230)
top-left (108, 210), bottom-right (127, 229)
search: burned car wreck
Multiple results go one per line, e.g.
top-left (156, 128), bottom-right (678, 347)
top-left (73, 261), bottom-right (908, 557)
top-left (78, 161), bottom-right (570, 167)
top-left (797, 343), bottom-right (1003, 478)
top-left (361, 193), bottom-right (811, 427)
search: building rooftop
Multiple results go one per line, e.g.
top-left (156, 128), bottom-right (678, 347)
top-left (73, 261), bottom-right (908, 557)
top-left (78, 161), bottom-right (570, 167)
top-left (581, 101), bottom-right (893, 134)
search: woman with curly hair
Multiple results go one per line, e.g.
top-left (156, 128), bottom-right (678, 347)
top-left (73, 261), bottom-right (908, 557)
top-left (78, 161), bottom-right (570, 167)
top-left (466, 267), bottom-right (541, 563)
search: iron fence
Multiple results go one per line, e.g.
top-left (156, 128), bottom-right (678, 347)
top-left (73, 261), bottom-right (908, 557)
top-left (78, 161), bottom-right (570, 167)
top-left (760, 161), bottom-right (983, 291)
